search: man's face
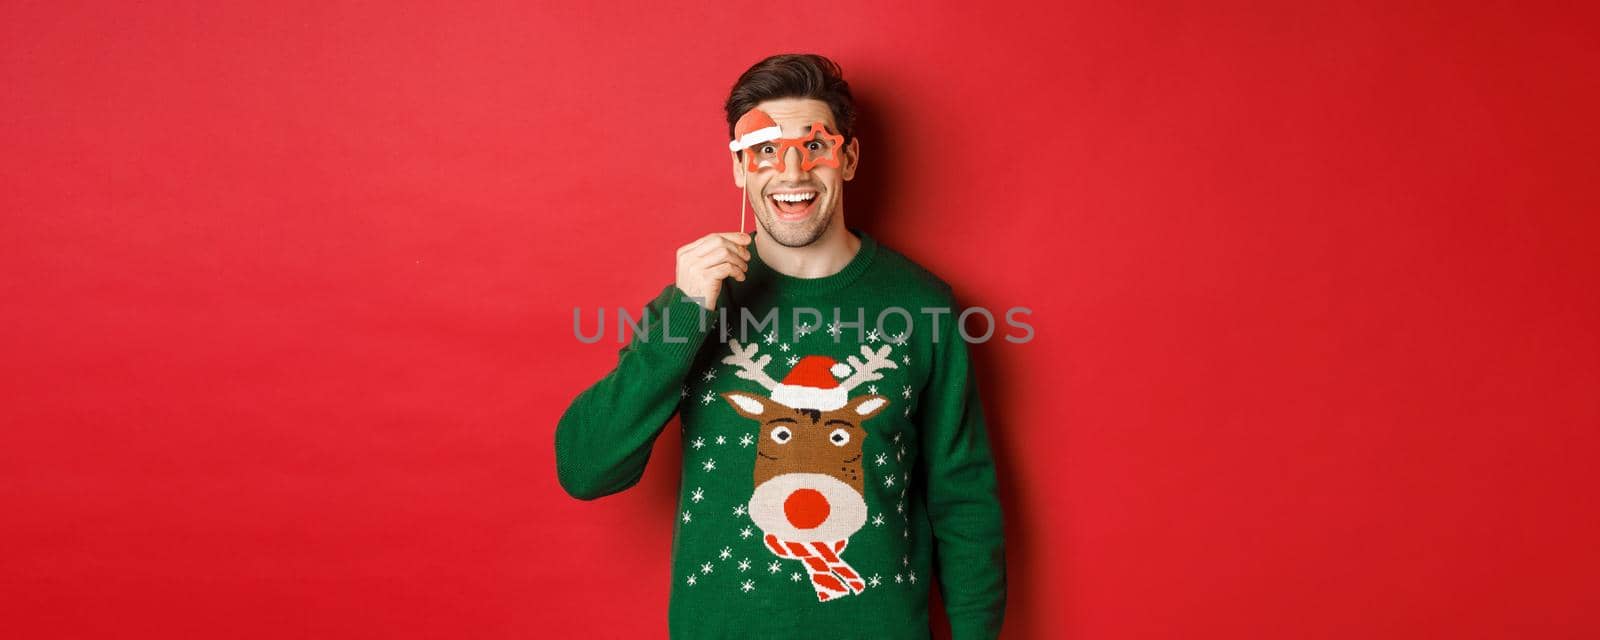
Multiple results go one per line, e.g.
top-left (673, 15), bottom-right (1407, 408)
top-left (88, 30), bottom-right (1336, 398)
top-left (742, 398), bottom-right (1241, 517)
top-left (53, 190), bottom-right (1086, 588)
top-left (732, 98), bottom-right (859, 248)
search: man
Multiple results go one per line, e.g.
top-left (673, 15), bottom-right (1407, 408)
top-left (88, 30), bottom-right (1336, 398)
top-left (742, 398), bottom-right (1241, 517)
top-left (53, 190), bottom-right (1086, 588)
top-left (555, 53), bottom-right (1006, 639)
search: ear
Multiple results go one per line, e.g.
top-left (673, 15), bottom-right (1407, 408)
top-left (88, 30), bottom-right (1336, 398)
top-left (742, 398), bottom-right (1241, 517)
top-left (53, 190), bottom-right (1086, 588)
top-left (731, 150), bottom-right (747, 189)
top-left (721, 391), bottom-right (781, 420)
top-left (842, 394), bottom-right (889, 421)
top-left (841, 137), bottom-right (860, 182)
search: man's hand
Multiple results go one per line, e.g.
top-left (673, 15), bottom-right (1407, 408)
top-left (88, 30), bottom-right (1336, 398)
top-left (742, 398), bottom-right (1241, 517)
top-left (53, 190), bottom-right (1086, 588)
top-left (675, 232), bottom-right (752, 310)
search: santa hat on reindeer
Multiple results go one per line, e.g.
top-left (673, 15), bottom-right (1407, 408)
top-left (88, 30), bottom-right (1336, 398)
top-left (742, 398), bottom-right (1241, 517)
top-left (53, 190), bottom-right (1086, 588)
top-left (769, 355), bottom-right (856, 411)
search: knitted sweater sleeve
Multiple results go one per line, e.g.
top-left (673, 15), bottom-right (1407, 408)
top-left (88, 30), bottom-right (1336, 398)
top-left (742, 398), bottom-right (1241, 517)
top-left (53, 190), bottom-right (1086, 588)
top-left (918, 289), bottom-right (1009, 638)
top-left (554, 284), bottom-right (713, 501)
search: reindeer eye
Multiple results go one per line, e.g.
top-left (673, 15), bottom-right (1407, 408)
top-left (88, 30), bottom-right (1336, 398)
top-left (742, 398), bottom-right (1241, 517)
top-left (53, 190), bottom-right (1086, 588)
top-left (829, 428), bottom-right (850, 446)
top-left (770, 426), bottom-right (792, 444)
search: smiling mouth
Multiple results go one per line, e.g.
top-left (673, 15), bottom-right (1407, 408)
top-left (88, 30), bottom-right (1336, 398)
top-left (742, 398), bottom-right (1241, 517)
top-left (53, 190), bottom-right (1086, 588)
top-left (767, 190), bottom-right (819, 221)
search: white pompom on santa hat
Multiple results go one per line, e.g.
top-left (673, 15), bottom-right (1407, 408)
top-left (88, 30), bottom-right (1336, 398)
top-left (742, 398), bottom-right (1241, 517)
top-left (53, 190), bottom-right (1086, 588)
top-left (770, 355), bottom-right (853, 411)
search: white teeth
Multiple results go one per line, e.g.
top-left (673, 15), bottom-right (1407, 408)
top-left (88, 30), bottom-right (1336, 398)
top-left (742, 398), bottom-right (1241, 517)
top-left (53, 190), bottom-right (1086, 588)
top-left (771, 192), bottom-right (816, 203)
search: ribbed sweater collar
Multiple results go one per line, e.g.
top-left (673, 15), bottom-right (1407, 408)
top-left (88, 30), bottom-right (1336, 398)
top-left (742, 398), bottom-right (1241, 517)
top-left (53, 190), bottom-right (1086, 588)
top-left (743, 227), bottom-right (878, 299)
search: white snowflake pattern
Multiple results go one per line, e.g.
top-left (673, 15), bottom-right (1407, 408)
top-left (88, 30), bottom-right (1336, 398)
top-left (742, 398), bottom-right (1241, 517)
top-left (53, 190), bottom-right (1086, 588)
top-left (740, 526), bottom-right (754, 539)
top-left (867, 384), bottom-right (878, 394)
top-left (903, 555), bottom-right (910, 567)
top-left (701, 562), bottom-right (714, 574)
top-left (686, 574), bottom-right (698, 586)
top-left (691, 437), bottom-right (705, 450)
top-left (738, 433), bottom-right (753, 448)
top-left (901, 385), bottom-right (912, 399)
top-left (897, 501), bottom-right (905, 514)
top-left (702, 369), bottom-right (717, 381)
top-left (680, 385), bottom-right (688, 398)
top-left (908, 570), bottom-right (918, 584)
top-left (883, 475), bottom-right (896, 488)
top-left (785, 355), bottom-right (799, 366)
top-left (891, 332), bottom-right (907, 344)
top-left (902, 354), bottom-right (911, 365)
top-left (790, 572), bottom-right (803, 582)
top-left (868, 574), bottom-right (882, 587)
top-left (767, 560), bottom-right (782, 574)
top-left (895, 573), bottom-right (903, 584)
top-left (872, 513), bottom-right (885, 526)
top-left (702, 459), bottom-right (717, 472)
top-left (681, 511), bottom-right (692, 523)
top-left (732, 504), bottom-right (747, 518)
top-left (778, 343), bottom-right (790, 352)
top-left (904, 406), bottom-right (912, 418)
top-left (892, 433), bottom-right (901, 444)
top-left (874, 453), bottom-right (888, 466)
top-left (763, 331), bottom-right (777, 345)
top-left (690, 487), bottom-right (704, 503)
top-left (866, 328), bottom-right (881, 342)
top-left (796, 324), bottom-right (814, 338)
top-left (737, 558), bottom-right (751, 572)
top-left (700, 391), bottom-right (715, 405)
top-left (719, 547), bottom-right (732, 560)
top-left (741, 579), bottom-right (756, 593)
top-left (715, 435), bottom-right (727, 445)
top-left (826, 322), bottom-right (841, 337)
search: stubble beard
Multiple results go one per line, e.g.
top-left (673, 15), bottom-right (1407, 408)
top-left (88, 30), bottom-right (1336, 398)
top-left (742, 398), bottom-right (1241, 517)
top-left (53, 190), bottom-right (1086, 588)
top-left (753, 190), bottom-right (836, 248)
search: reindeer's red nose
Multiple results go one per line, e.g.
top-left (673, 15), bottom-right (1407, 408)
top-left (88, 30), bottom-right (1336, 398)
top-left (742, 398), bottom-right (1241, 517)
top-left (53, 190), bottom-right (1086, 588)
top-left (784, 488), bottom-right (831, 529)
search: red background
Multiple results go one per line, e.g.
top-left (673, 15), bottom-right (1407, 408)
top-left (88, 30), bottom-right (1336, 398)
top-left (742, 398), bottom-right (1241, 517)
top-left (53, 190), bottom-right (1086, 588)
top-left (3, 2), bottom-right (1597, 638)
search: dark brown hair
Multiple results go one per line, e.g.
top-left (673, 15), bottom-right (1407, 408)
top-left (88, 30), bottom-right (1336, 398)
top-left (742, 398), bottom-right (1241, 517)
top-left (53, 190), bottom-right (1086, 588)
top-left (725, 53), bottom-right (856, 143)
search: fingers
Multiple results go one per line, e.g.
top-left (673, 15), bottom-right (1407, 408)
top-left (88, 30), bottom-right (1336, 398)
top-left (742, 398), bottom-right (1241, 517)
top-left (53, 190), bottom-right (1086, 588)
top-left (695, 246), bottom-right (749, 277)
top-left (687, 236), bottom-right (752, 263)
top-left (676, 232), bottom-right (754, 305)
top-left (677, 235), bottom-right (711, 257)
top-left (679, 232), bottom-right (752, 257)
top-left (706, 262), bottom-right (746, 282)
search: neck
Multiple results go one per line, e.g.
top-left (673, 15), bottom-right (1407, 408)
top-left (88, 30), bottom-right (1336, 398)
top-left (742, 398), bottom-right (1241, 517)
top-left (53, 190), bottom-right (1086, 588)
top-left (755, 215), bottom-right (861, 279)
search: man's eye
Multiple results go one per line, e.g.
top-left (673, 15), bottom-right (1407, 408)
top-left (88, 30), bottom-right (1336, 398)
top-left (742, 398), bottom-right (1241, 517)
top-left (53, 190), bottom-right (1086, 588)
top-left (759, 145), bottom-right (777, 154)
top-left (806, 141), bottom-right (823, 151)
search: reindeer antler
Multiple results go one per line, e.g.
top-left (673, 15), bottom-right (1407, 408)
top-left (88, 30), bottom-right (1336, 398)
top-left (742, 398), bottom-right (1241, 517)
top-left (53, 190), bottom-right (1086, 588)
top-left (721, 340), bottom-right (781, 391)
top-left (838, 344), bottom-right (898, 392)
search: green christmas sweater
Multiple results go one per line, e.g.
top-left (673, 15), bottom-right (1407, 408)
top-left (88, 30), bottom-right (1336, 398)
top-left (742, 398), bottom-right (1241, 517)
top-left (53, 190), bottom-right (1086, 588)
top-left (555, 228), bottom-right (1007, 639)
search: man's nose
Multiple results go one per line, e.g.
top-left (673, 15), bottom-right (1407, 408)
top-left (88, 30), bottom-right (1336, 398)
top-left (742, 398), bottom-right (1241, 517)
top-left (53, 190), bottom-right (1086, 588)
top-left (778, 147), bottom-right (805, 180)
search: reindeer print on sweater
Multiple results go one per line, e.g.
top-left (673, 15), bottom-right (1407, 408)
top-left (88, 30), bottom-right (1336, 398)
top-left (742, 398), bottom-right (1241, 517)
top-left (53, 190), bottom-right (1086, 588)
top-left (718, 339), bottom-right (897, 603)
top-left (669, 288), bottom-right (937, 608)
